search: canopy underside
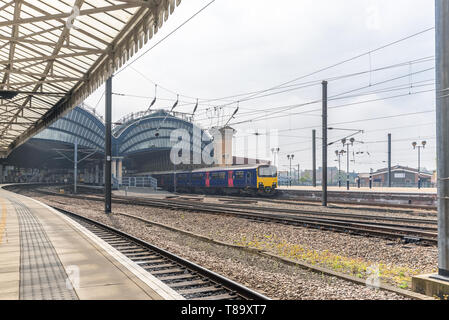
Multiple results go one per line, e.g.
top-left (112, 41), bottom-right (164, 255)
top-left (0, 0), bottom-right (181, 157)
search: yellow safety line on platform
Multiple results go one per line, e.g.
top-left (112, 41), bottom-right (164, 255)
top-left (0, 198), bottom-right (6, 244)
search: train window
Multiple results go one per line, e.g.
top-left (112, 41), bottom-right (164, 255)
top-left (211, 172), bottom-right (226, 179)
top-left (235, 171), bottom-right (245, 179)
top-left (192, 173), bottom-right (203, 180)
top-left (259, 166), bottom-right (277, 177)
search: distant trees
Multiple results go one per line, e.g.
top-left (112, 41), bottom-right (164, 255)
top-left (300, 171), bottom-right (311, 184)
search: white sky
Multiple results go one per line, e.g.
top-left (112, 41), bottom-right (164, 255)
top-left (85, 0), bottom-right (437, 173)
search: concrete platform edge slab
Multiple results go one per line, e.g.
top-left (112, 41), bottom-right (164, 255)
top-left (27, 197), bottom-right (185, 301)
top-left (412, 274), bottom-right (449, 299)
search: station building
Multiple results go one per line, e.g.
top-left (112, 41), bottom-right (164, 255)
top-left (358, 165), bottom-right (434, 188)
top-left (0, 105), bottom-right (215, 185)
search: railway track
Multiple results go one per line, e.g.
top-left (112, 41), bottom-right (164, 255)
top-left (118, 196), bottom-right (438, 245)
top-left (171, 189), bottom-right (438, 211)
top-left (55, 206), bottom-right (269, 301)
top-left (279, 190), bottom-right (437, 210)
top-left (10, 185), bottom-right (439, 246)
top-left (208, 194), bottom-right (437, 214)
top-left (17, 185), bottom-right (437, 225)
top-left (165, 196), bottom-right (438, 226)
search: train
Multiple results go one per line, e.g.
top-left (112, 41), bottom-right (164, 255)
top-left (151, 164), bottom-right (278, 196)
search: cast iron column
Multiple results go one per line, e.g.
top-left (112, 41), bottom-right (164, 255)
top-left (105, 77), bottom-right (112, 214)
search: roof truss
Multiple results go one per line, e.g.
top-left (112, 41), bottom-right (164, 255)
top-left (0, 0), bottom-right (182, 158)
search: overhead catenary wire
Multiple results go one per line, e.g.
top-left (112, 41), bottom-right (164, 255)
top-left (227, 66), bottom-right (435, 126)
top-left (115, 0), bottom-right (218, 77)
top-left (112, 26), bottom-right (434, 118)
top-left (194, 56), bottom-right (435, 118)
top-left (267, 108), bottom-right (436, 136)
top-left (212, 27), bottom-right (435, 108)
top-left (226, 74), bottom-right (434, 126)
top-left (103, 13), bottom-right (435, 171)
top-left (109, 51), bottom-right (435, 123)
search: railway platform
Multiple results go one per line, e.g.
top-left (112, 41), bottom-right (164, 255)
top-left (0, 186), bottom-right (184, 300)
top-left (279, 186), bottom-right (437, 207)
top-left (279, 186), bottom-right (437, 194)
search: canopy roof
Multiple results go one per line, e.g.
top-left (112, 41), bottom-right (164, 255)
top-left (0, 0), bottom-right (181, 157)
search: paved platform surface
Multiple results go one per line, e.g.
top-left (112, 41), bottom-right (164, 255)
top-left (0, 186), bottom-right (183, 300)
top-left (279, 186), bottom-right (437, 194)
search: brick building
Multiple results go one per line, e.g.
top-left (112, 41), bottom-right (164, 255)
top-left (358, 165), bottom-right (433, 188)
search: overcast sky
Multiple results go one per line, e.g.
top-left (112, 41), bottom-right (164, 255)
top-left (85, 0), bottom-right (436, 173)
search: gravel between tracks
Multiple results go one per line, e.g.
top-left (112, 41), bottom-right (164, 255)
top-left (13, 189), bottom-right (433, 300)
top-left (200, 196), bottom-right (438, 220)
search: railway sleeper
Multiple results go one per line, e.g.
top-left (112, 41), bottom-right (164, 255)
top-left (101, 238), bottom-right (128, 243)
top-left (168, 279), bottom-right (209, 289)
top-left (144, 263), bottom-right (179, 271)
top-left (125, 253), bottom-right (159, 259)
top-left (403, 236), bottom-right (422, 244)
top-left (194, 293), bottom-right (239, 300)
top-left (119, 248), bottom-right (148, 254)
top-left (178, 286), bottom-right (224, 295)
top-left (136, 259), bottom-right (167, 265)
top-left (158, 274), bottom-right (199, 282)
top-left (149, 268), bottom-right (186, 275)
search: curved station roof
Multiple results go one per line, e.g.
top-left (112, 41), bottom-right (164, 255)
top-left (32, 105), bottom-right (211, 157)
top-left (0, 0), bottom-right (182, 158)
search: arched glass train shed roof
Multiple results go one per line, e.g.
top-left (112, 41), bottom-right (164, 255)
top-left (0, 0), bottom-right (182, 158)
top-left (32, 106), bottom-right (212, 157)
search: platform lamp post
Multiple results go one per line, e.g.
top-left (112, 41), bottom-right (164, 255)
top-left (341, 138), bottom-right (355, 191)
top-left (335, 150), bottom-right (345, 188)
top-left (287, 155), bottom-right (294, 187)
top-left (412, 141), bottom-right (427, 189)
top-left (328, 128), bottom-right (363, 191)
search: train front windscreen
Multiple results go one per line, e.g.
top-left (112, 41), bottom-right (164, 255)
top-left (259, 166), bottom-right (278, 178)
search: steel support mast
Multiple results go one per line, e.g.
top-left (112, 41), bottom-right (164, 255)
top-left (74, 140), bottom-right (78, 194)
top-left (436, 0), bottom-right (449, 278)
top-left (105, 77), bottom-right (112, 214)
top-left (388, 133), bottom-right (392, 188)
top-left (322, 81), bottom-right (328, 207)
top-left (312, 129), bottom-right (317, 188)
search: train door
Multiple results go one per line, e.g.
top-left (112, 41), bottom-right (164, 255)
top-left (228, 171), bottom-right (234, 188)
top-left (206, 172), bottom-right (210, 187)
top-left (246, 171), bottom-right (252, 187)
